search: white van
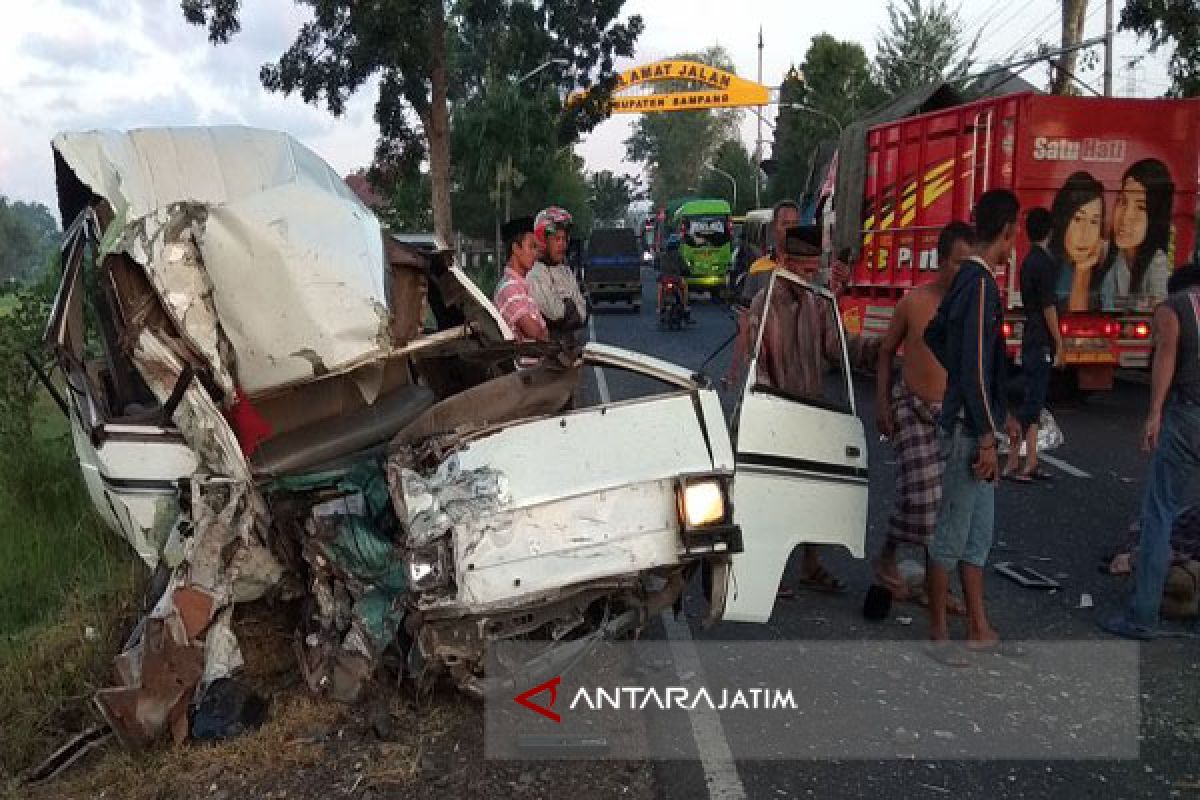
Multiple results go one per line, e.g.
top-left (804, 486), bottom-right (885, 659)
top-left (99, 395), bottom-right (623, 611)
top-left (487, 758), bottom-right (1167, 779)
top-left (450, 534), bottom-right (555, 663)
top-left (45, 127), bottom-right (866, 744)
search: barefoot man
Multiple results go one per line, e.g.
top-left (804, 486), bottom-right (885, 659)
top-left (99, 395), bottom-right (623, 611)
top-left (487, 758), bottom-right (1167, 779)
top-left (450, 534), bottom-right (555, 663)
top-left (874, 222), bottom-right (975, 608)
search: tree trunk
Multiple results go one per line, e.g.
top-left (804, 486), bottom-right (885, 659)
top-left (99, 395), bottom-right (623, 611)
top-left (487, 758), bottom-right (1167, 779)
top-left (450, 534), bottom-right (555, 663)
top-left (426, 0), bottom-right (453, 246)
top-left (1052, 0), bottom-right (1089, 95)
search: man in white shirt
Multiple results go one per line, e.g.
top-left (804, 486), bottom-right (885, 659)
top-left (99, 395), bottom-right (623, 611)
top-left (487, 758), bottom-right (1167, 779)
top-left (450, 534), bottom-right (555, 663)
top-left (528, 206), bottom-right (587, 341)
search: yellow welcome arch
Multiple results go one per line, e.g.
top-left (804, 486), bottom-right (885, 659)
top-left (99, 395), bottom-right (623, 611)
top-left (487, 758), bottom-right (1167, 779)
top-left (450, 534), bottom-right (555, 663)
top-left (572, 59), bottom-right (771, 113)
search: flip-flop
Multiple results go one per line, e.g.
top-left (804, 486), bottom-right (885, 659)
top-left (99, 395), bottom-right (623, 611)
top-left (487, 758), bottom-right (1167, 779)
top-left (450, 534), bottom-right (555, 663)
top-left (796, 565), bottom-right (848, 594)
top-left (925, 641), bottom-right (972, 668)
top-left (1004, 472), bottom-right (1034, 484)
top-left (1098, 614), bottom-right (1157, 641)
top-left (1022, 468), bottom-right (1054, 482)
top-left (966, 639), bottom-right (1028, 657)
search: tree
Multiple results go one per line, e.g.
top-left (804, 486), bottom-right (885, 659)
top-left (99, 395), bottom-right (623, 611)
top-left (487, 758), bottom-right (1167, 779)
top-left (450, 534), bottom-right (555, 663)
top-left (623, 46), bottom-right (743, 208)
top-left (588, 170), bottom-right (641, 223)
top-left (697, 140), bottom-right (756, 215)
top-left (768, 37), bottom-right (882, 205)
top-left (182, 0), bottom-right (643, 244)
top-left (0, 198), bottom-right (59, 285)
top-left (873, 0), bottom-right (979, 97)
top-left (1121, 0), bottom-right (1200, 97)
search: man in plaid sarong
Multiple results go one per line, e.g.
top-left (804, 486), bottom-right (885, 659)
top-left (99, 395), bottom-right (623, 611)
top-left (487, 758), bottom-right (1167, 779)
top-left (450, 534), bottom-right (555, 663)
top-left (888, 379), bottom-right (944, 547)
top-left (874, 223), bottom-right (975, 603)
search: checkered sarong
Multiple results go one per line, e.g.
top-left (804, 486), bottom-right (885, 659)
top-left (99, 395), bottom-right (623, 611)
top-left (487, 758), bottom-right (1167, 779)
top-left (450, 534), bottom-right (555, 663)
top-left (888, 379), bottom-right (944, 547)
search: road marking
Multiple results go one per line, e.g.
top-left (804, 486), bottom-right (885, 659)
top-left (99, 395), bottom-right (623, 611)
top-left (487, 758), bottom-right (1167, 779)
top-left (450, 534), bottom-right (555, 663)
top-left (587, 314), bottom-right (611, 403)
top-left (1039, 452), bottom-right (1091, 479)
top-left (660, 611), bottom-right (747, 800)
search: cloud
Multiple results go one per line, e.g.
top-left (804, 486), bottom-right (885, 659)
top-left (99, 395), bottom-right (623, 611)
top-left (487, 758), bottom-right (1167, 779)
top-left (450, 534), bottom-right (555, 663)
top-left (21, 30), bottom-right (142, 74)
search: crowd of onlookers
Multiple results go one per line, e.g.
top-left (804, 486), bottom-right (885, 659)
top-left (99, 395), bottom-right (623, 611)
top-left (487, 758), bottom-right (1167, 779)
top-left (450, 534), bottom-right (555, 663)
top-left (492, 192), bottom-right (1200, 654)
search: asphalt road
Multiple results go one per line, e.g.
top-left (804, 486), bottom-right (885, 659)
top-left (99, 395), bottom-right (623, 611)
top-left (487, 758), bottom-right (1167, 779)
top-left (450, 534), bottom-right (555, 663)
top-left (583, 267), bottom-right (1200, 800)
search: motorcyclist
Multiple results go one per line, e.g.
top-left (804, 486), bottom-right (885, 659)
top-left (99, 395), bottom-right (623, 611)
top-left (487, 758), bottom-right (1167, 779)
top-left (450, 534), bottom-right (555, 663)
top-left (527, 206), bottom-right (588, 343)
top-left (657, 235), bottom-right (692, 324)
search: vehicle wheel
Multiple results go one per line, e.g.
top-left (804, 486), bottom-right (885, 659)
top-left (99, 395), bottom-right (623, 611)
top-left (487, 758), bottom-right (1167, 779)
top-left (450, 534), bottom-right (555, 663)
top-left (632, 300), bottom-right (641, 313)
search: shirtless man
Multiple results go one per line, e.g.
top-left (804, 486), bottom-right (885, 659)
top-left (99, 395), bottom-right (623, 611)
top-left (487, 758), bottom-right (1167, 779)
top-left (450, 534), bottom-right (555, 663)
top-left (874, 221), bottom-right (975, 600)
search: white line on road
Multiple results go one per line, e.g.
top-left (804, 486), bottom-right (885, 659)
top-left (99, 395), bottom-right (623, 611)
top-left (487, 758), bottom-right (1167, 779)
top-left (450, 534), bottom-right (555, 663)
top-left (661, 611), bottom-right (747, 800)
top-left (587, 314), bottom-right (611, 404)
top-left (1039, 452), bottom-right (1091, 479)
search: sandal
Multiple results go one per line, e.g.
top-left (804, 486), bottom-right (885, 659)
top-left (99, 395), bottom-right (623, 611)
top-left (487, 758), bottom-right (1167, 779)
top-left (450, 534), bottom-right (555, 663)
top-left (796, 565), bottom-right (848, 594)
top-left (925, 641), bottom-right (972, 668)
top-left (1004, 471), bottom-right (1034, 484)
top-left (1021, 468), bottom-right (1054, 482)
top-left (966, 639), bottom-right (1027, 657)
top-left (874, 560), bottom-right (966, 615)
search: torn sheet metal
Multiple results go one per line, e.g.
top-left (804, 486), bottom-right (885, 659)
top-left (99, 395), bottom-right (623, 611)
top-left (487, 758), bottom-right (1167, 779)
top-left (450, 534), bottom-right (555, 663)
top-left (132, 329), bottom-right (249, 480)
top-left (389, 460), bottom-right (511, 550)
top-left (52, 127), bottom-right (389, 393)
top-left (121, 206), bottom-right (238, 398)
top-left (97, 477), bottom-right (280, 749)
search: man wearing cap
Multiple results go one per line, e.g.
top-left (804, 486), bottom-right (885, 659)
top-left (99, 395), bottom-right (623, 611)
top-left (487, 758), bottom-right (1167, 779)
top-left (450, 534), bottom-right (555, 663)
top-left (528, 206), bottom-right (588, 341)
top-left (742, 220), bottom-right (850, 596)
top-left (494, 216), bottom-right (548, 345)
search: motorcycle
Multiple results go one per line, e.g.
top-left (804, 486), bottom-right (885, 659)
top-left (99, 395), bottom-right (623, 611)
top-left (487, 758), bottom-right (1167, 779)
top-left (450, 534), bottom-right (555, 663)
top-left (659, 275), bottom-right (688, 331)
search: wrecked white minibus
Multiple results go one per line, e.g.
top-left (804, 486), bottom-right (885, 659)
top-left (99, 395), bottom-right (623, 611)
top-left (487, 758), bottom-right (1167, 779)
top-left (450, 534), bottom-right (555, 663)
top-left (42, 127), bottom-right (867, 747)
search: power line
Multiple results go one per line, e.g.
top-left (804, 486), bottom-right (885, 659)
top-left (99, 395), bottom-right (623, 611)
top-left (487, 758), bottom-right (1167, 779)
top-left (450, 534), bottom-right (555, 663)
top-left (985, 0), bottom-right (1042, 42)
top-left (1004, 4), bottom-right (1063, 60)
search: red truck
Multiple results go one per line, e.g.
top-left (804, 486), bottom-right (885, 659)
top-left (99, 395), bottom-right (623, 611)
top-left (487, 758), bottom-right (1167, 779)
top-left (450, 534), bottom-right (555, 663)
top-left (830, 92), bottom-right (1200, 391)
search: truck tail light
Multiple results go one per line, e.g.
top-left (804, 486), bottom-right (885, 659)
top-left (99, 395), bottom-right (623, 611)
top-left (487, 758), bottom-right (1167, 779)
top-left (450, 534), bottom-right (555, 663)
top-left (1126, 321), bottom-right (1151, 339)
top-left (1001, 322), bottom-right (1014, 339)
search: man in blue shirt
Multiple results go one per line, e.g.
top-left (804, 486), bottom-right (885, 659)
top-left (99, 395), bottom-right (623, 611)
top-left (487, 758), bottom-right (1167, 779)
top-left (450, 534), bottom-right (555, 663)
top-left (923, 189), bottom-right (1023, 663)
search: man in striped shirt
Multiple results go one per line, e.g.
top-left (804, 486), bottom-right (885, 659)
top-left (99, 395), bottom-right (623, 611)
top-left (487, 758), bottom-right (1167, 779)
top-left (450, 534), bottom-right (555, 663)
top-left (494, 216), bottom-right (549, 346)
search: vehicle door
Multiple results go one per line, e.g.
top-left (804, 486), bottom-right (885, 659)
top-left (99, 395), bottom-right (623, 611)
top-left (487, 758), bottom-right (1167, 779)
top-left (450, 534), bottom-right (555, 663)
top-left (722, 270), bottom-right (868, 623)
top-left (44, 210), bottom-right (199, 568)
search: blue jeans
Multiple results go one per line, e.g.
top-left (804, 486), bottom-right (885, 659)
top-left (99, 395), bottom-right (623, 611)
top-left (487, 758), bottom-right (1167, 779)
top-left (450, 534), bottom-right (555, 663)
top-left (1129, 401), bottom-right (1200, 628)
top-left (929, 423), bottom-right (996, 571)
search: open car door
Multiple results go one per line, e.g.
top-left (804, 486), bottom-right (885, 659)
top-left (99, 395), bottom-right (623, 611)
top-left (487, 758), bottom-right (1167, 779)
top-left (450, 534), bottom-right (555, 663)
top-left (45, 210), bottom-right (199, 568)
top-left (723, 270), bottom-right (868, 623)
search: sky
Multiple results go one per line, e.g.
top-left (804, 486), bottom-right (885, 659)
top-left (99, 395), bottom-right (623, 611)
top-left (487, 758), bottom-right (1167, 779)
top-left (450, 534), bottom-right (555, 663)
top-left (0, 0), bottom-right (1173, 215)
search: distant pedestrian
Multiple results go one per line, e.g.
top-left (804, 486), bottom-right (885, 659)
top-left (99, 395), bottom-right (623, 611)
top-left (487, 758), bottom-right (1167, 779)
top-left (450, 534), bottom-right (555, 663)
top-left (1102, 261), bottom-right (1200, 639)
top-left (1004, 207), bottom-right (1064, 482)
top-left (873, 221), bottom-right (975, 612)
top-left (923, 189), bottom-right (1023, 664)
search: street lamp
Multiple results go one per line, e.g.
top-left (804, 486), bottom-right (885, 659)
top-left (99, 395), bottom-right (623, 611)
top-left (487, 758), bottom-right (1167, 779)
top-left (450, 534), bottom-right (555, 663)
top-left (781, 103), bottom-right (844, 136)
top-left (518, 58), bottom-right (570, 84)
top-left (706, 165), bottom-right (737, 211)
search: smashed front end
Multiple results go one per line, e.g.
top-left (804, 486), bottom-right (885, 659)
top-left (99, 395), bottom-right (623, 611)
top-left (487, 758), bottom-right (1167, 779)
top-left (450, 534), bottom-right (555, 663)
top-left (46, 126), bottom-right (738, 747)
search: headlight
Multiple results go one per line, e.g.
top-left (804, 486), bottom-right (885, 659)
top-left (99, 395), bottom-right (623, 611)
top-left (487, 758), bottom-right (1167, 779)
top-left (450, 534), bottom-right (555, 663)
top-left (675, 477), bottom-right (742, 556)
top-left (682, 480), bottom-right (726, 528)
top-left (405, 544), bottom-right (451, 592)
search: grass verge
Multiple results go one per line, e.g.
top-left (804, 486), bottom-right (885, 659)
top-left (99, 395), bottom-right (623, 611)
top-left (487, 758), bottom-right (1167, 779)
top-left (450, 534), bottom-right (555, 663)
top-left (0, 395), bottom-right (147, 780)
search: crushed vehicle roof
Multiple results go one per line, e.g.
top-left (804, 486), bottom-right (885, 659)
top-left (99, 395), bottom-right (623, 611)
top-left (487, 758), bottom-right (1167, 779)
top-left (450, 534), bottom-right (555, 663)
top-left (53, 126), bottom-right (390, 394)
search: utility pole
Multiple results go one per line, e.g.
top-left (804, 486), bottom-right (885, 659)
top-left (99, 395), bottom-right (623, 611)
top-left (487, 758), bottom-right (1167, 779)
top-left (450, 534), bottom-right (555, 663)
top-left (755, 26), bottom-right (763, 208)
top-left (1052, 0), bottom-right (1089, 95)
top-left (1103, 0), bottom-right (1114, 96)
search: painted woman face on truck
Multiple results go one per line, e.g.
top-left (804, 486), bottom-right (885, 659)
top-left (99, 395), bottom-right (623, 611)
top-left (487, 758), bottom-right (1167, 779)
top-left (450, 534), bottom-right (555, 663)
top-left (1051, 171), bottom-right (1107, 312)
top-left (1064, 197), bottom-right (1104, 268)
top-left (1112, 177), bottom-right (1149, 251)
